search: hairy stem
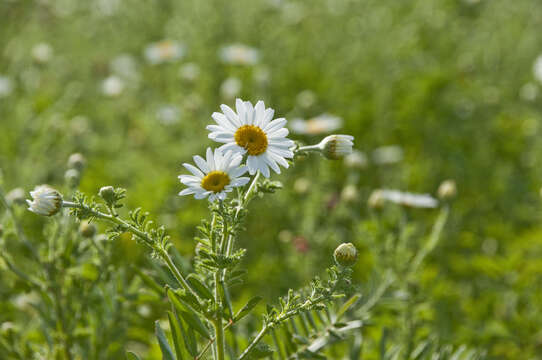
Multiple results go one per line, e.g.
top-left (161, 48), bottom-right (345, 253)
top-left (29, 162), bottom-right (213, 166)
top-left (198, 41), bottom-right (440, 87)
top-left (62, 202), bottom-right (200, 301)
top-left (214, 272), bottom-right (225, 360)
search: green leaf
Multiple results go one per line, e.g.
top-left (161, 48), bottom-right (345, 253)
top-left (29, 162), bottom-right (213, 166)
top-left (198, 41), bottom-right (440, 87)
top-left (187, 274), bottom-right (213, 300)
top-left (167, 288), bottom-right (210, 339)
top-left (133, 267), bottom-right (164, 295)
top-left (234, 296), bottom-right (262, 322)
top-left (335, 294), bottom-right (360, 322)
top-left (155, 321), bottom-right (175, 360)
top-left (167, 311), bottom-right (184, 360)
top-left (126, 351), bottom-right (141, 360)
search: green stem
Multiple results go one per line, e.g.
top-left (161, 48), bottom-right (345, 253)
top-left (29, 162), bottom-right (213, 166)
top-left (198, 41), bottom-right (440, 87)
top-left (214, 272), bottom-right (225, 360)
top-left (238, 325), bottom-right (268, 360)
top-left (62, 202), bottom-right (200, 301)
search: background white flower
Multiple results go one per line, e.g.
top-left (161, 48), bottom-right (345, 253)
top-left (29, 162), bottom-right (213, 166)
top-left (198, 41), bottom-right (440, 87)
top-left (219, 44), bottom-right (260, 65)
top-left (290, 113), bottom-right (342, 135)
top-left (207, 99), bottom-right (294, 177)
top-left (144, 40), bottom-right (185, 65)
top-left (179, 148), bottom-right (250, 201)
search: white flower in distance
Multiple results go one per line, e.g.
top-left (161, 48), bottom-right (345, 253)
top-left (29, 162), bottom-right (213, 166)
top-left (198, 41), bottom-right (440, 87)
top-left (179, 148), bottom-right (250, 201)
top-left (26, 185), bottom-right (63, 216)
top-left (144, 40), bottom-right (185, 65)
top-left (219, 44), bottom-right (259, 65)
top-left (533, 55), bottom-right (542, 84)
top-left (207, 99), bottom-right (294, 177)
top-left (290, 113), bottom-right (342, 135)
top-left (374, 189), bottom-right (438, 208)
top-left (317, 135), bottom-right (354, 160)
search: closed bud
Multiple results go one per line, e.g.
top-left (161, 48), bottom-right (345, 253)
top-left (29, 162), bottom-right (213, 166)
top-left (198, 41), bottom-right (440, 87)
top-left (334, 243), bottom-right (358, 267)
top-left (26, 185), bottom-right (63, 216)
top-left (437, 179), bottom-right (457, 200)
top-left (6, 188), bottom-right (26, 205)
top-left (67, 153), bottom-right (86, 171)
top-left (317, 135), bottom-right (354, 160)
top-left (64, 168), bottom-right (80, 188)
top-left (368, 190), bottom-right (385, 209)
top-left (99, 186), bottom-right (116, 204)
top-left (79, 221), bottom-right (96, 238)
top-left (341, 184), bottom-right (359, 203)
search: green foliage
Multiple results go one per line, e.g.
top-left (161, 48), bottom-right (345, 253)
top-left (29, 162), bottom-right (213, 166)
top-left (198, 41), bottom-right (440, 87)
top-left (2, 0), bottom-right (542, 359)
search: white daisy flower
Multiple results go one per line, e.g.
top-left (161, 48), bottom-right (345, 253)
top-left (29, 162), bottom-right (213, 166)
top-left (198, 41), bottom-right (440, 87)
top-left (144, 40), bottom-right (185, 65)
top-left (101, 75), bottom-right (124, 97)
top-left (372, 145), bottom-right (403, 165)
top-left (534, 55), bottom-right (542, 84)
top-left (219, 44), bottom-right (259, 66)
top-left (0, 76), bottom-right (13, 98)
top-left (26, 185), bottom-right (63, 216)
top-left (178, 148), bottom-right (250, 201)
top-left (32, 42), bottom-right (53, 64)
top-left (206, 99), bottom-right (295, 178)
top-left (290, 113), bottom-right (342, 135)
top-left (370, 189), bottom-right (438, 209)
top-left (220, 77), bottom-right (242, 99)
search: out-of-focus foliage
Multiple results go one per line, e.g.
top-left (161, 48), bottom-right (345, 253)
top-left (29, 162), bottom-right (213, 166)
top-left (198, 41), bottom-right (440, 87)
top-left (1, 0), bottom-right (542, 359)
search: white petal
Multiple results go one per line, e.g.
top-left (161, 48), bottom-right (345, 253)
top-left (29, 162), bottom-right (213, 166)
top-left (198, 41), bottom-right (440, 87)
top-left (193, 155), bottom-right (210, 173)
top-left (220, 104), bottom-right (241, 127)
top-left (183, 163), bottom-right (204, 177)
top-left (206, 148), bottom-right (216, 170)
top-left (179, 188), bottom-right (196, 196)
top-left (244, 101), bottom-right (255, 125)
top-left (236, 98), bottom-right (247, 124)
top-left (231, 177), bottom-right (250, 186)
top-left (263, 153), bottom-right (280, 174)
top-left (212, 112), bottom-right (237, 132)
top-left (254, 101), bottom-right (265, 127)
top-left (228, 165), bottom-right (248, 178)
top-left (261, 108), bottom-right (274, 128)
top-left (264, 118), bottom-right (287, 133)
top-left (246, 156), bottom-right (258, 175)
top-left (268, 128), bottom-right (289, 139)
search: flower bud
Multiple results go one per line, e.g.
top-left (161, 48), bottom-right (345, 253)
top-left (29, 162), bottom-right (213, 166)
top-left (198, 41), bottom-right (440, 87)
top-left (79, 221), bottom-right (96, 238)
top-left (317, 135), bottom-right (354, 160)
top-left (293, 178), bottom-right (310, 195)
top-left (67, 153), bottom-right (86, 171)
top-left (5, 187), bottom-right (26, 205)
top-left (344, 150), bottom-right (368, 169)
top-left (437, 179), bottom-right (457, 200)
top-left (64, 168), bottom-right (80, 188)
top-left (341, 184), bottom-right (359, 203)
top-left (368, 190), bottom-right (385, 209)
top-left (99, 186), bottom-right (116, 204)
top-left (26, 185), bottom-right (63, 216)
top-left (334, 243), bottom-right (358, 267)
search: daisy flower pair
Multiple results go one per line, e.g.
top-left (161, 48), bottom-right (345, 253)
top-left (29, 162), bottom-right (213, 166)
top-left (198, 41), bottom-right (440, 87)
top-left (179, 99), bottom-right (294, 201)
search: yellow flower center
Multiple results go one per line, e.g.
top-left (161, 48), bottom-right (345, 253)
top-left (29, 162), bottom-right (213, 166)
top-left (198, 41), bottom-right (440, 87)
top-left (234, 125), bottom-right (268, 156)
top-left (201, 171), bottom-right (230, 192)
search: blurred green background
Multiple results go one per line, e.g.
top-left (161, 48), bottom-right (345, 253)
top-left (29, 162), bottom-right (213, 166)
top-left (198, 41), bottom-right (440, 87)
top-left (2, 0), bottom-right (542, 358)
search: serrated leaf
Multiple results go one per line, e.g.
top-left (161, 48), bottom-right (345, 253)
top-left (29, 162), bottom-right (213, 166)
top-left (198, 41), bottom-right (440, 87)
top-left (155, 321), bottom-right (175, 360)
top-left (234, 296), bottom-right (262, 322)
